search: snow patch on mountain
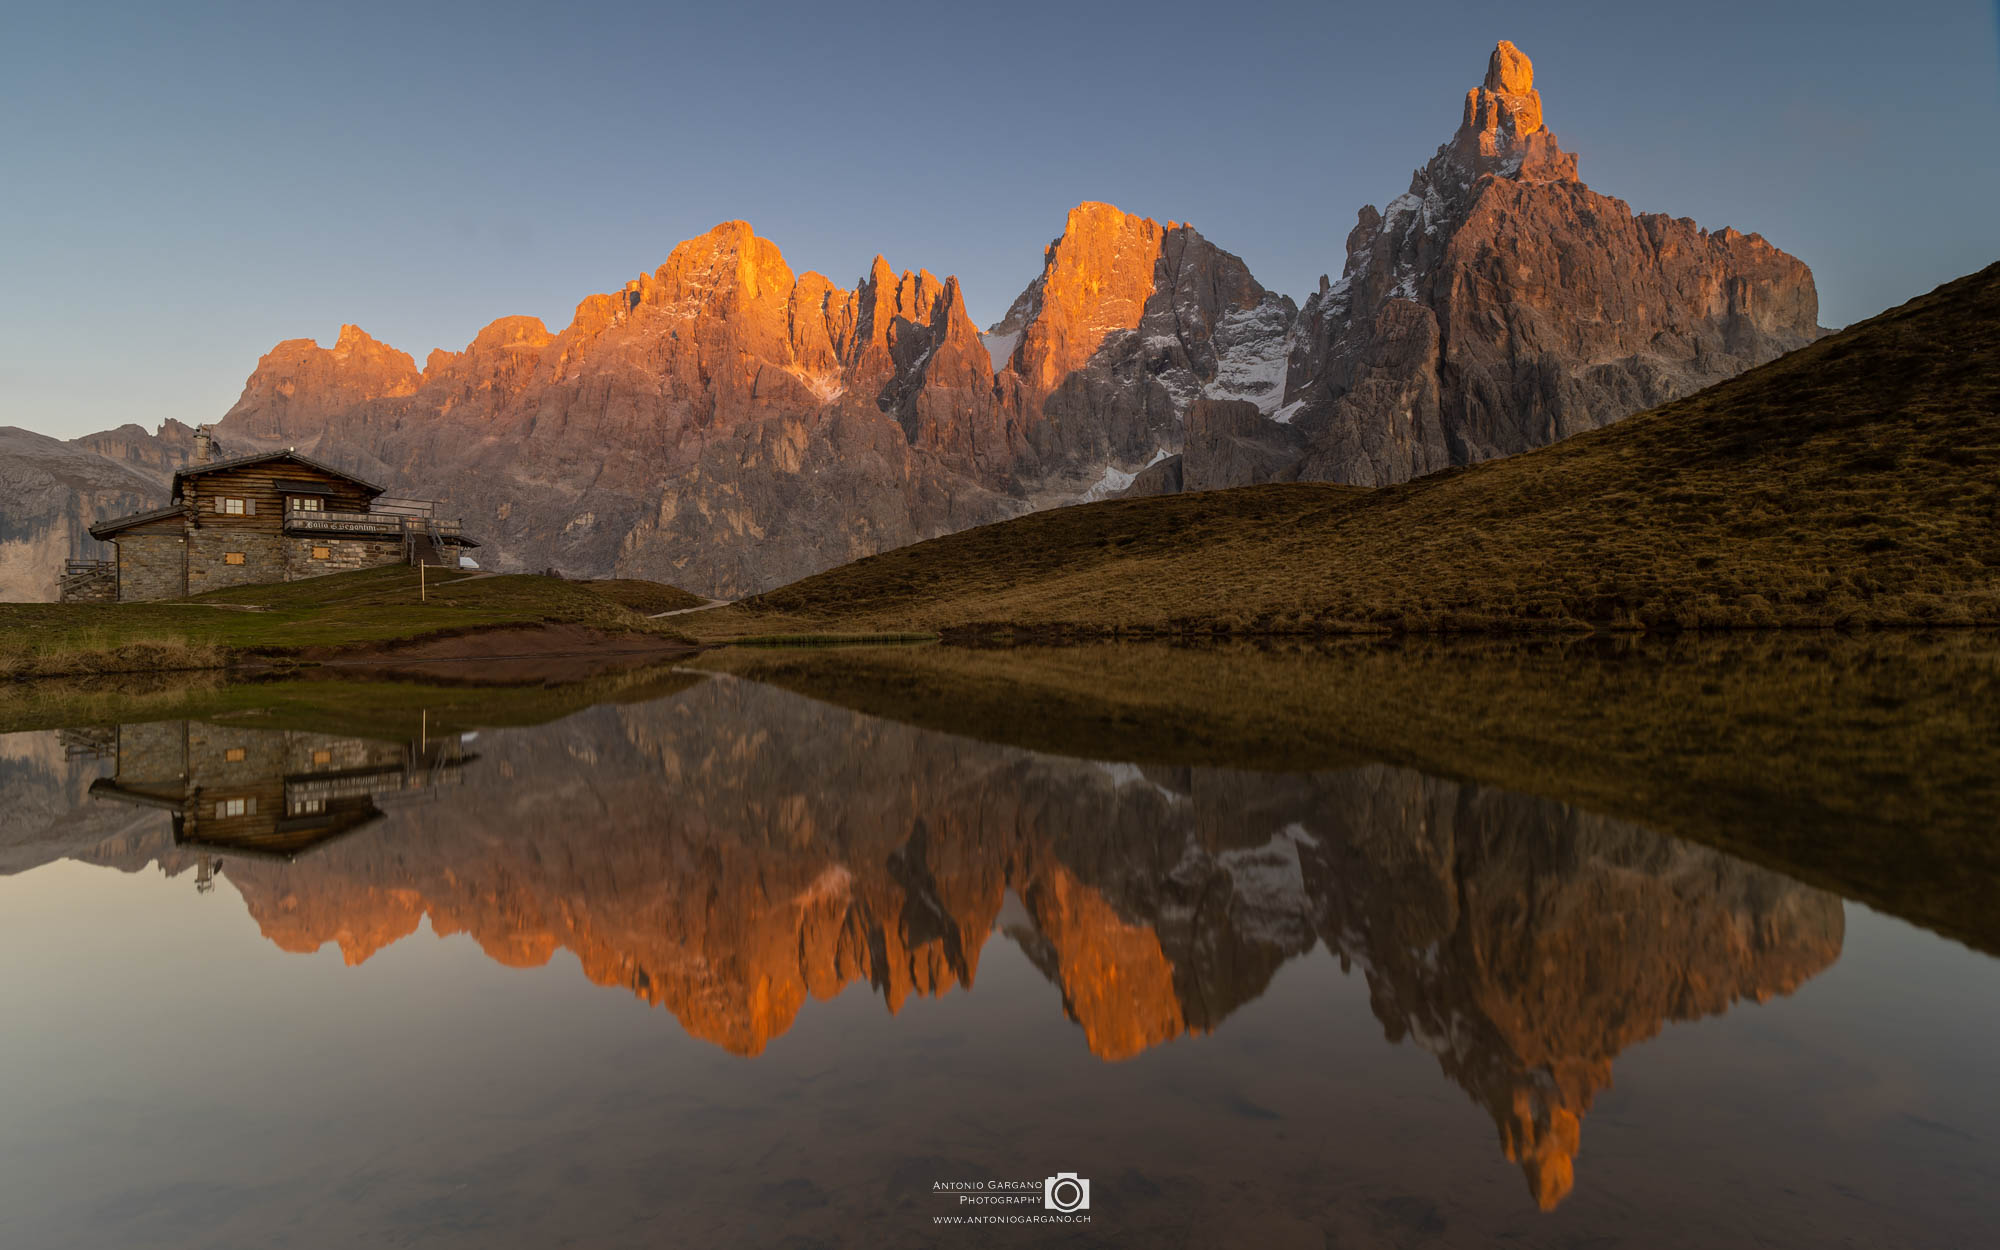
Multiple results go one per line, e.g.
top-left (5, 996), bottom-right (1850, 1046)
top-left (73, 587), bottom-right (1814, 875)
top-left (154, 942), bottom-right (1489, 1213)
top-left (1093, 759), bottom-right (1187, 803)
top-left (981, 329), bottom-right (1021, 372)
top-left (1204, 303), bottom-right (1294, 414)
top-left (1215, 826), bottom-right (1317, 947)
top-left (1082, 448), bottom-right (1172, 502)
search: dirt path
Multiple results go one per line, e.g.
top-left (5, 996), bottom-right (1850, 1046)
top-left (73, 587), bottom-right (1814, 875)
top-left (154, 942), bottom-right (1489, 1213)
top-left (651, 599), bottom-right (733, 619)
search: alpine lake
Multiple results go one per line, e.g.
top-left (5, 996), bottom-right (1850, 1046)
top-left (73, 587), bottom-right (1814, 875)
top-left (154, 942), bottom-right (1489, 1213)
top-left (2, 634), bottom-right (1996, 1249)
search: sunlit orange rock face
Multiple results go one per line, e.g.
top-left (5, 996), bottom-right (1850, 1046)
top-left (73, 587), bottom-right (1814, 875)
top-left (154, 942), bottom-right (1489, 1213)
top-left (222, 324), bottom-right (422, 442)
top-left (1449, 39), bottom-right (1570, 181)
top-left (421, 316), bottom-right (554, 416)
top-left (1000, 202), bottom-right (1166, 395)
top-left (1019, 862), bottom-right (1186, 1060)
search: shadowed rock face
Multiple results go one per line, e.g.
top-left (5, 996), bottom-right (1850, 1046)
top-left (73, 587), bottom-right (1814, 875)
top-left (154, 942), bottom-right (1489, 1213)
top-left (6, 46), bottom-right (1815, 600)
top-left (1, 730), bottom-right (155, 874)
top-left (0, 427), bottom-right (167, 602)
top-left (13, 675), bottom-right (1842, 1207)
top-left (71, 418), bottom-right (199, 478)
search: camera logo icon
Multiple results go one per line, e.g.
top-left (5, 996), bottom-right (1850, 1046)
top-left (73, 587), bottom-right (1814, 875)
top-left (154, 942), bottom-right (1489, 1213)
top-left (1043, 1172), bottom-right (1090, 1212)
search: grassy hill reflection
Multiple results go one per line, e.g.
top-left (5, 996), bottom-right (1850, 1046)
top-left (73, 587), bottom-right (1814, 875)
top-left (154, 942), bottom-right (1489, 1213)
top-left (702, 635), bottom-right (2000, 954)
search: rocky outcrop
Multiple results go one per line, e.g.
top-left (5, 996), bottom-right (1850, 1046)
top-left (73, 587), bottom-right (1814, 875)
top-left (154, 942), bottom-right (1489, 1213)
top-left (72, 418), bottom-right (198, 478)
top-left (1270, 40), bottom-right (1820, 486)
top-left (17, 40), bottom-right (1816, 596)
top-left (0, 427), bottom-right (166, 601)
top-left (1181, 398), bottom-right (1306, 492)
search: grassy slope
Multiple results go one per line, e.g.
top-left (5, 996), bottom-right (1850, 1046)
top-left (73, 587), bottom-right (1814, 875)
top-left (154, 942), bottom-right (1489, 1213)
top-left (0, 567), bottom-right (696, 677)
top-left (575, 578), bottom-right (706, 615)
top-left (702, 636), bottom-right (2000, 955)
top-left (694, 262), bottom-right (2000, 639)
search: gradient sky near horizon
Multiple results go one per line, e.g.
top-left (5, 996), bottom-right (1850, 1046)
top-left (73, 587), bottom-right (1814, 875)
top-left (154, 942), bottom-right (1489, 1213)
top-left (3, 0), bottom-right (1997, 441)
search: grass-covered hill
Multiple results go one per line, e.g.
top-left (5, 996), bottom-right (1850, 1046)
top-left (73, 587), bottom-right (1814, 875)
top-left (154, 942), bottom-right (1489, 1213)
top-left (699, 261), bottom-right (2000, 639)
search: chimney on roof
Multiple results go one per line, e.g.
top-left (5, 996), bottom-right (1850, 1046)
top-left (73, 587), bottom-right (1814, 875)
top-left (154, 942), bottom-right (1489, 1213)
top-left (192, 424), bottom-right (226, 464)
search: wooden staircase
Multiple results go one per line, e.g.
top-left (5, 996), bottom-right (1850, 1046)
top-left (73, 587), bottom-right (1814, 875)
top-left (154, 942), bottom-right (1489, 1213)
top-left (405, 517), bottom-right (450, 568)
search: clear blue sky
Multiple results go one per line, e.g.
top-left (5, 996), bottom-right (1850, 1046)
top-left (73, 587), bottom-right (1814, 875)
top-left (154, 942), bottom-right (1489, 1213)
top-left (3, 0), bottom-right (1996, 440)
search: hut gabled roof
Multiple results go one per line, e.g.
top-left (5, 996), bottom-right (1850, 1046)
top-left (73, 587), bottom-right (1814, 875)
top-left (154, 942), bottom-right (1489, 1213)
top-left (173, 448), bottom-right (384, 499)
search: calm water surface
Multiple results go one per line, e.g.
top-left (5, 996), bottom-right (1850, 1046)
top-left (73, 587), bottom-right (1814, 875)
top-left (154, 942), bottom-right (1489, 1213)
top-left (1, 664), bottom-right (1995, 1248)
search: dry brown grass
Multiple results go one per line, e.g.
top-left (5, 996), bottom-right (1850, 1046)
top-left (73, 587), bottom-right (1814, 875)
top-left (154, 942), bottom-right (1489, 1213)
top-left (575, 578), bottom-right (706, 615)
top-left (693, 261), bottom-right (2000, 640)
top-left (0, 632), bottom-right (225, 680)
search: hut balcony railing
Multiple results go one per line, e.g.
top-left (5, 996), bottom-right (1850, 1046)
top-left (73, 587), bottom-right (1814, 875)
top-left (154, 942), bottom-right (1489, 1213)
top-left (284, 501), bottom-right (462, 539)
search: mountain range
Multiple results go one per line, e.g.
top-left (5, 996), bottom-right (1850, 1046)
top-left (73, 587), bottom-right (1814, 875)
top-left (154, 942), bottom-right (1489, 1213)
top-left (0, 42), bottom-right (1820, 601)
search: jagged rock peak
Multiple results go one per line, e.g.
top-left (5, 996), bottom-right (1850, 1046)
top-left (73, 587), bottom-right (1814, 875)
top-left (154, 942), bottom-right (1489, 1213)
top-left (1485, 38), bottom-right (1535, 96)
top-left (652, 219), bottom-right (796, 309)
top-left (221, 324), bottom-right (422, 443)
top-left (1273, 39), bottom-right (1818, 495)
top-left (1447, 40), bottom-right (1576, 183)
top-left (1000, 201), bottom-right (1170, 392)
top-left (332, 323), bottom-right (387, 352)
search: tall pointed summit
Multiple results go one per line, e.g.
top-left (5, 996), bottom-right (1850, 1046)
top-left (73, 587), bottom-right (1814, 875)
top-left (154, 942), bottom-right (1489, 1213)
top-left (1444, 39), bottom-right (1576, 182)
top-left (1263, 41), bottom-right (1821, 489)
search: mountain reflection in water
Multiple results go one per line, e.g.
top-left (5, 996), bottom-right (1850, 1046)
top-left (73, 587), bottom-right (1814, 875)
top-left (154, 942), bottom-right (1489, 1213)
top-left (16, 673), bottom-right (1845, 1212)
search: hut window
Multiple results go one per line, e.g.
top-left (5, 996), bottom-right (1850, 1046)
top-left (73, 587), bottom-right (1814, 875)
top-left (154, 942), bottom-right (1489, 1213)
top-left (291, 497), bottom-right (323, 512)
top-left (214, 797), bottom-right (255, 818)
top-left (224, 747), bottom-right (246, 762)
top-left (219, 497), bottom-right (247, 515)
top-left (311, 546), bottom-right (331, 560)
top-left (290, 798), bottom-right (326, 816)
top-left (224, 552), bottom-right (246, 565)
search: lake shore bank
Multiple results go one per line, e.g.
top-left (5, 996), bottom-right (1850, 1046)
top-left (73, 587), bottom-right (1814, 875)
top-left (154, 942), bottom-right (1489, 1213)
top-left (0, 567), bottom-right (696, 680)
